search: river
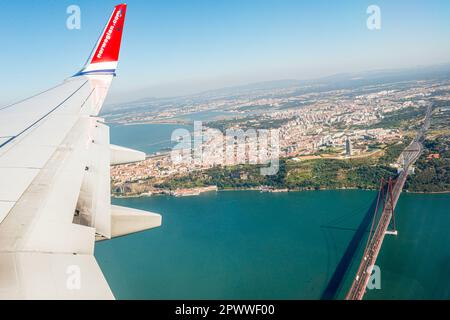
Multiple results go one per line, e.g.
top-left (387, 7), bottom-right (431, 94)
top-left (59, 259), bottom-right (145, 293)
top-left (95, 190), bottom-right (450, 299)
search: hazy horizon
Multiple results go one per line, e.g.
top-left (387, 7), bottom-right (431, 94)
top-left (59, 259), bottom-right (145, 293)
top-left (103, 61), bottom-right (450, 108)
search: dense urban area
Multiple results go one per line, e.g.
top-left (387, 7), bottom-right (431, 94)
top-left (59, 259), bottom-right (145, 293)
top-left (106, 72), bottom-right (450, 197)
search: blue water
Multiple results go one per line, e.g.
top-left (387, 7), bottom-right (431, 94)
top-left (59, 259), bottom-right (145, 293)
top-left (95, 190), bottom-right (450, 299)
top-left (363, 193), bottom-right (450, 300)
top-left (108, 123), bottom-right (192, 155)
top-left (96, 190), bottom-right (375, 299)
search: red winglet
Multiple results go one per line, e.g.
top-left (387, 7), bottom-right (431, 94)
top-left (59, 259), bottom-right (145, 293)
top-left (91, 4), bottom-right (127, 64)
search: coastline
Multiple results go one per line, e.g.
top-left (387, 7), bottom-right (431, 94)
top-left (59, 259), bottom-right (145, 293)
top-left (112, 186), bottom-right (375, 199)
top-left (112, 119), bottom-right (192, 126)
top-left (112, 186), bottom-right (450, 199)
top-left (405, 190), bottom-right (450, 194)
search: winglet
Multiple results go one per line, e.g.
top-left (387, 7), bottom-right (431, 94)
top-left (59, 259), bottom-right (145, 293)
top-left (75, 4), bottom-right (127, 76)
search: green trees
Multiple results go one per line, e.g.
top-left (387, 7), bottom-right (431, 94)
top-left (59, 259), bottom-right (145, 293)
top-left (406, 136), bottom-right (450, 192)
top-left (146, 136), bottom-right (449, 194)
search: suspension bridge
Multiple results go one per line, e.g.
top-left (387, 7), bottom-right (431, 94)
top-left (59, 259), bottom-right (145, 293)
top-left (345, 104), bottom-right (431, 300)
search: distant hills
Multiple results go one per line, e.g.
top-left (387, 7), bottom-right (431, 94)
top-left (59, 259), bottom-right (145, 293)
top-left (199, 63), bottom-right (450, 95)
top-left (103, 63), bottom-right (450, 114)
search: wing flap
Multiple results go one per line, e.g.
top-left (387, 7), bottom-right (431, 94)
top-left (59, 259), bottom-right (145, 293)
top-left (110, 205), bottom-right (162, 239)
top-left (110, 144), bottom-right (146, 165)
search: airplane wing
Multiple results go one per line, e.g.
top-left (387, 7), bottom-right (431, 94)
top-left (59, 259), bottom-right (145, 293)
top-left (0, 4), bottom-right (161, 300)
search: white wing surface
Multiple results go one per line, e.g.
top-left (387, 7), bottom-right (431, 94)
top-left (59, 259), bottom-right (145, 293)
top-left (0, 4), bottom-right (161, 300)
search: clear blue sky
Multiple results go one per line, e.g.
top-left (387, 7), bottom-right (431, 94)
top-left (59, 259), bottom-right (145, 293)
top-left (1, 0), bottom-right (450, 105)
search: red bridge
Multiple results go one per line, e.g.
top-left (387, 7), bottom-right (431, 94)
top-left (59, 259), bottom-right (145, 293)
top-left (345, 104), bottom-right (431, 300)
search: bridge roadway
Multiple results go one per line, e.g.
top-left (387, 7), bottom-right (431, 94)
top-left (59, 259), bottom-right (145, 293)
top-left (345, 104), bottom-right (431, 300)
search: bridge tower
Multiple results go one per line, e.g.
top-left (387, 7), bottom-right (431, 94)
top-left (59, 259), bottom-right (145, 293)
top-left (365, 177), bottom-right (398, 248)
top-left (384, 177), bottom-right (398, 236)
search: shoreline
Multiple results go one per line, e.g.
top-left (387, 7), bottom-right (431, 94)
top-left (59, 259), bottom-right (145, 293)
top-left (405, 190), bottom-right (450, 194)
top-left (108, 120), bottom-right (192, 126)
top-left (111, 186), bottom-right (450, 199)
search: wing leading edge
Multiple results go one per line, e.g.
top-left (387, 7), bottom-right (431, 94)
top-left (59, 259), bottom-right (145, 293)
top-left (0, 4), bottom-right (162, 300)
